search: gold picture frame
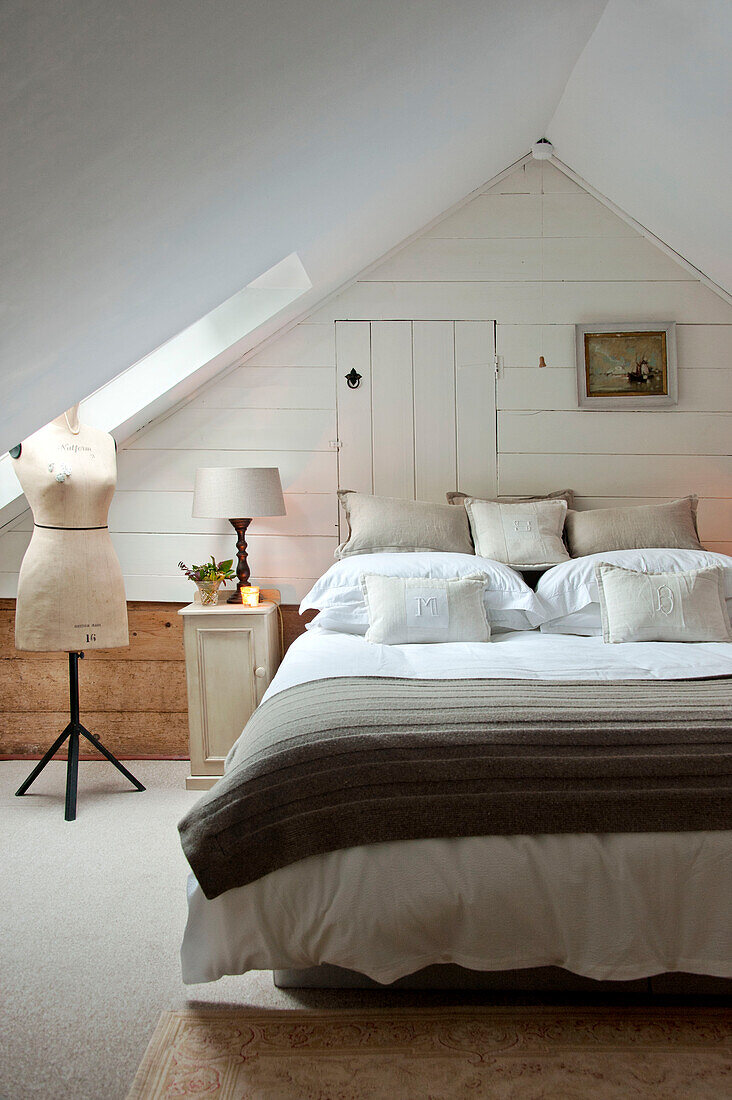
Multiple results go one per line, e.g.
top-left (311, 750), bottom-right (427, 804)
top-left (576, 322), bottom-right (677, 409)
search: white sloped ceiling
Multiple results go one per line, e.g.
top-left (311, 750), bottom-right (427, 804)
top-left (548, 0), bottom-right (732, 298)
top-left (0, 0), bottom-right (606, 453)
top-left (1, 0), bottom-right (729, 458)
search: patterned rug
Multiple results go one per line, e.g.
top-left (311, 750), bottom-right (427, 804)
top-left (127, 1006), bottom-right (732, 1099)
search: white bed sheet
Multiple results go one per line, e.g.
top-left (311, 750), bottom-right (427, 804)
top-left (262, 627), bottom-right (732, 701)
top-left (182, 628), bottom-right (732, 985)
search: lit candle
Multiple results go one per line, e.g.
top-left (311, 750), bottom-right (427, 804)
top-left (240, 586), bottom-right (260, 607)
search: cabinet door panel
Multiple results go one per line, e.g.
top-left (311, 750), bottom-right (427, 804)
top-left (196, 627), bottom-right (255, 767)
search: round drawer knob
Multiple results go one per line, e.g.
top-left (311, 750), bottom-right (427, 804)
top-left (254, 666), bottom-right (266, 678)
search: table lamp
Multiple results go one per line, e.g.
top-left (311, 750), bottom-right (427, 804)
top-left (192, 467), bottom-right (286, 604)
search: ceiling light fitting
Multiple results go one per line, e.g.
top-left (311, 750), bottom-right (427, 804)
top-left (531, 139), bottom-right (554, 160)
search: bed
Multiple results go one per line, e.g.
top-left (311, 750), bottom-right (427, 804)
top-left (180, 623), bottom-right (732, 987)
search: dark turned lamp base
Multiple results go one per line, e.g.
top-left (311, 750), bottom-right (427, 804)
top-left (227, 517), bottom-right (252, 603)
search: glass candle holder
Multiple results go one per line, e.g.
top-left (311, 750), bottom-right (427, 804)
top-left (240, 586), bottom-right (260, 607)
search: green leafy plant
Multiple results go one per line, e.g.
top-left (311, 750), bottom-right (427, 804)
top-left (178, 557), bottom-right (236, 584)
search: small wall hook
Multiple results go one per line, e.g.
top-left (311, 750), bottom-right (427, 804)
top-left (345, 368), bottom-right (362, 389)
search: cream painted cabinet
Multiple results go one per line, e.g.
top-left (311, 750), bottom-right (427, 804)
top-left (179, 597), bottom-right (280, 790)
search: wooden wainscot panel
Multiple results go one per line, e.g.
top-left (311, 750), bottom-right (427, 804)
top-left (281, 605), bottom-right (318, 653)
top-left (0, 598), bottom-right (312, 758)
top-left (2, 713), bottom-right (191, 758)
top-left (0, 600), bottom-right (185, 662)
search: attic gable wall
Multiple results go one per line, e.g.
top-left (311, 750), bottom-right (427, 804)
top-left (1, 160), bottom-right (730, 600)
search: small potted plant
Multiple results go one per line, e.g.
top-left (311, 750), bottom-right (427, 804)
top-left (179, 557), bottom-right (236, 605)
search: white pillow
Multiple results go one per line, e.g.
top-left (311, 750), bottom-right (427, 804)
top-left (536, 548), bottom-right (732, 622)
top-left (595, 562), bottom-right (732, 643)
top-left (540, 604), bottom-right (604, 636)
top-left (541, 597), bottom-right (732, 637)
top-left (463, 498), bottom-right (570, 569)
top-left (361, 574), bottom-right (490, 644)
top-left (300, 551), bottom-right (547, 633)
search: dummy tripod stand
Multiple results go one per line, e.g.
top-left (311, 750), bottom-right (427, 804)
top-left (15, 651), bottom-right (145, 820)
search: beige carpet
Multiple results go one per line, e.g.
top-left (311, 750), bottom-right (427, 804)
top-left (1, 760), bottom-right (729, 1100)
top-left (128, 1006), bottom-right (732, 1099)
top-left (0, 760), bottom-right (388, 1100)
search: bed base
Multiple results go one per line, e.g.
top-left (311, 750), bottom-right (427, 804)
top-left (273, 964), bottom-right (732, 996)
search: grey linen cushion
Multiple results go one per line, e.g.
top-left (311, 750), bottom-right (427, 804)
top-left (463, 497), bottom-right (570, 569)
top-left (595, 561), bottom-right (732, 643)
top-left (447, 488), bottom-right (575, 508)
top-left (566, 497), bottom-right (702, 557)
top-left (361, 574), bottom-right (490, 644)
top-left (336, 490), bottom-right (474, 558)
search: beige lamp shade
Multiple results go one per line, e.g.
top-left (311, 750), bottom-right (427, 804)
top-left (192, 467), bottom-right (286, 519)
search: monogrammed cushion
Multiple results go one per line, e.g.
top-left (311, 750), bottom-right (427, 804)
top-left (595, 562), bottom-right (732, 643)
top-left (360, 574), bottom-right (491, 644)
top-left (336, 491), bottom-right (473, 558)
top-left (463, 498), bottom-right (570, 569)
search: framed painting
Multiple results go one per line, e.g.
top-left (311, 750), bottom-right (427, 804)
top-left (575, 322), bottom-right (677, 409)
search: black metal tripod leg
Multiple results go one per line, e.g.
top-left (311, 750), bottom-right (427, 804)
top-left (78, 726), bottom-right (146, 792)
top-left (15, 725), bottom-right (72, 797)
top-left (65, 727), bottom-right (80, 822)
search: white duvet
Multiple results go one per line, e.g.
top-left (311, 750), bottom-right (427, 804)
top-left (181, 628), bottom-right (732, 985)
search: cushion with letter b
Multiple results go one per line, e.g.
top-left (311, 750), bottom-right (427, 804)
top-left (594, 561), bottom-right (732, 643)
top-left (360, 574), bottom-right (491, 645)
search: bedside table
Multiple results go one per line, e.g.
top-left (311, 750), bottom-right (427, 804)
top-left (179, 592), bottom-right (281, 790)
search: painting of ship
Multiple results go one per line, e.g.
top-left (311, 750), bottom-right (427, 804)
top-left (627, 355), bottom-right (656, 384)
top-left (582, 329), bottom-right (669, 398)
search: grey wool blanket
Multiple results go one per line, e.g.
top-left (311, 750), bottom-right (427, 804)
top-left (178, 675), bottom-right (732, 899)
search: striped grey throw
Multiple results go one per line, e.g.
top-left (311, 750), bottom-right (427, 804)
top-left (178, 676), bottom-right (732, 899)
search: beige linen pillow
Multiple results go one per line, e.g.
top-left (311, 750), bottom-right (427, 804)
top-left (595, 562), bottom-right (732, 643)
top-left (361, 574), bottom-right (490, 644)
top-left (566, 497), bottom-right (702, 557)
top-left (336, 490), bottom-right (473, 558)
top-left (463, 498), bottom-right (570, 569)
top-left (447, 488), bottom-right (575, 508)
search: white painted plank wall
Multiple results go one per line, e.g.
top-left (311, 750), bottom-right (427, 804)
top-left (1, 160), bottom-right (731, 599)
top-left (334, 321), bottom-right (495, 509)
top-left (370, 322), bottom-right (415, 499)
top-left (413, 321), bottom-right (456, 502)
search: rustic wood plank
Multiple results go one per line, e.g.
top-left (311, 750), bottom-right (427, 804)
top-left (280, 605), bottom-right (316, 654)
top-left (0, 659), bottom-right (187, 713)
top-left (0, 603), bottom-right (185, 661)
top-left (0, 712), bottom-right (190, 757)
top-left (0, 599), bottom-right (309, 757)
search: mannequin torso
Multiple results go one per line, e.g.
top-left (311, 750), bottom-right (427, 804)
top-left (13, 407), bottom-right (129, 651)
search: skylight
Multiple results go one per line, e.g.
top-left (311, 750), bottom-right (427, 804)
top-left (0, 253), bottom-right (312, 526)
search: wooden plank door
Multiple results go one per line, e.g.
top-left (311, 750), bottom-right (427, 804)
top-left (336, 320), bottom-right (496, 504)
